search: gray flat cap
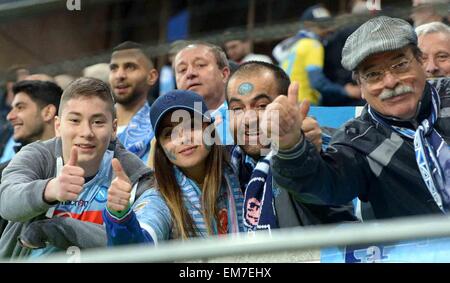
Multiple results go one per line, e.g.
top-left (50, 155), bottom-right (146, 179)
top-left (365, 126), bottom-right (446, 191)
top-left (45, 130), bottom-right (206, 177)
top-left (341, 16), bottom-right (417, 71)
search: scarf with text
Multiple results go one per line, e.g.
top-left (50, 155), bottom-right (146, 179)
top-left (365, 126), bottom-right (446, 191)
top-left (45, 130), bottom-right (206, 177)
top-left (231, 146), bottom-right (278, 232)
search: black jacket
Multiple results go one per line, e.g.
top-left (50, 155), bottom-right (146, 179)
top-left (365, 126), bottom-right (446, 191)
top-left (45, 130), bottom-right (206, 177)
top-left (230, 142), bottom-right (357, 229)
top-left (272, 78), bottom-right (450, 219)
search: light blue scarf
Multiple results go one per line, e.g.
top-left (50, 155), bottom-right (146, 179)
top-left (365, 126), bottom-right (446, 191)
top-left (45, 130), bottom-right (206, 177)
top-left (230, 146), bottom-right (278, 232)
top-left (117, 103), bottom-right (154, 162)
top-left (174, 165), bottom-right (244, 237)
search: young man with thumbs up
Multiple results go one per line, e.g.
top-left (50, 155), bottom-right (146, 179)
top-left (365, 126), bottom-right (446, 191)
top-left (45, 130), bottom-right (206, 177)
top-left (0, 77), bottom-right (154, 259)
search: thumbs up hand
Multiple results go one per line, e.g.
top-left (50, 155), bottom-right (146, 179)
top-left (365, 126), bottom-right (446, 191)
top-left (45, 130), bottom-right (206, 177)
top-left (44, 146), bottom-right (85, 203)
top-left (107, 158), bottom-right (132, 212)
top-left (260, 82), bottom-right (310, 151)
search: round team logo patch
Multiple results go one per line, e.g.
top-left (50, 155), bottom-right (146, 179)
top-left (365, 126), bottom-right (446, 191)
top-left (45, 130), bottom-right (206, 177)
top-left (238, 82), bottom-right (254, 96)
top-left (94, 186), bottom-right (108, 203)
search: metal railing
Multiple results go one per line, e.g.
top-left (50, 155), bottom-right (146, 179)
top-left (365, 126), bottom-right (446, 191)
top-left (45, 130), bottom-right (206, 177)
top-left (16, 214), bottom-right (450, 263)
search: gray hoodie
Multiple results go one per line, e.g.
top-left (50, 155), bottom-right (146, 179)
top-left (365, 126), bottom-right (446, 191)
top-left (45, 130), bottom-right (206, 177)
top-left (0, 137), bottom-right (153, 259)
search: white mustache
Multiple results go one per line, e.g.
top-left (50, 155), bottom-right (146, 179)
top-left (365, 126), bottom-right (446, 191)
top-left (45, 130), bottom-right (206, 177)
top-left (379, 85), bottom-right (414, 101)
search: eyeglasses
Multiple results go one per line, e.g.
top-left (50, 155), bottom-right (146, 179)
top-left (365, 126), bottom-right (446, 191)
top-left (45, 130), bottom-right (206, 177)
top-left (359, 56), bottom-right (414, 84)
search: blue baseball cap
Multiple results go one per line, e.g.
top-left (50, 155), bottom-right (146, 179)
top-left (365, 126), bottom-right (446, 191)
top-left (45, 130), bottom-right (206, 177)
top-left (150, 90), bottom-right (213, 136)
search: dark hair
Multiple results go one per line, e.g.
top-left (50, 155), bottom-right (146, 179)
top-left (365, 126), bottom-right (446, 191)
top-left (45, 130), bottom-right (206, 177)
top-left (226, 61), bottom-right (291, 96)
top-left (222, 28), bottom-right (247, 44)
top-left (112, 41), bottom-right (154, 68)
top-left (59, 77), bottom-right (116, 118)
top-left (13, 80), bottom-right (63, 110)
top-left (113, 41), bottom-right (144, 52)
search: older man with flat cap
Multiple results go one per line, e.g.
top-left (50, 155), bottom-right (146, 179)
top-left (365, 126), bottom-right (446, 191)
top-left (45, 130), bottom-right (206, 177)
top-left (265, 16), bottom-right (450, 219)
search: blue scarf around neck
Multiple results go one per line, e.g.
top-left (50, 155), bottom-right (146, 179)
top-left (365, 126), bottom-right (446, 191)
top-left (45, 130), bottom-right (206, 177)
top-left (117, 103), bottom-right (154, 161)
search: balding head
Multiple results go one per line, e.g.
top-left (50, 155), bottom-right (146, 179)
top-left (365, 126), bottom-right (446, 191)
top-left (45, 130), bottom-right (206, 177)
top-left (24, 73), bottom-right (55, 83)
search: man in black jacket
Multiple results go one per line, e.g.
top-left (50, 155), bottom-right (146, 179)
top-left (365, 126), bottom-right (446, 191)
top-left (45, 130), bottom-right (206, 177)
top-left (268, 16), bottom-right (450, 219)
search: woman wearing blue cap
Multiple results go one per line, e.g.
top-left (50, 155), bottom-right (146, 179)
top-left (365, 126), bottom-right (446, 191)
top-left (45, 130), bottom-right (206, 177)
top-left (102, 90), bottom-right (244, 245)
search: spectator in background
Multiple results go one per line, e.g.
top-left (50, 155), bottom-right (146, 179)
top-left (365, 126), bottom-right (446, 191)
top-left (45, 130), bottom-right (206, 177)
top-left (54, 74), bottom-right (76, 90)
top-left (411, 1), bottom-right (449, 27)
top-left (173, 42), bottom-right (234, 145)
top-left (0, 73), bottom-right (57, 163)
top-left (0, 97), bottom-right (12, 164)
top-left (0, 66), bottom-right (29, 160)
top-left (0, 77), bottom-right (154, 259)
top-left (228, 60), bottom-right (240, 75)
top-left (83, 63), bottom-right (110, 84)
top-left (0, 80), bottom-right (62, 165)
top-left (1, 79), bottom-right (62, 240)
top-left (323, 0), bottom-right (371, 106)
top-left (3, 66), bottom-right (30, 114)
top-left (159, 40), bottom-right (190, 96)
top-left (103, 90), bottom-right (244, 245)
top-left (226, 61), bottom-right (356, 231)
top-left (323, 23), bottom-right (365, 106)
top-left (223, 29), bottom-right (273, 64)
top-left (269, 16), bottom-right (450, 219)
top-left (24, 73), bottom-right (55, 82)
top-left (416, 22), bottom-right (450, 77)
top-left (350, 0), bottom-right (370, 14)
top-left (109, 41), bottom-right (159, 164)
top-left (0, 80), bottom-right (62, 239)
top-left (277, 4), bottom-right (361, 105)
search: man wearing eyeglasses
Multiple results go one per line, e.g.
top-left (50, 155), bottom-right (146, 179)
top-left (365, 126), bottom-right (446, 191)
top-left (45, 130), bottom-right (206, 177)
top-left (266, 16), bottom-right (450, 219)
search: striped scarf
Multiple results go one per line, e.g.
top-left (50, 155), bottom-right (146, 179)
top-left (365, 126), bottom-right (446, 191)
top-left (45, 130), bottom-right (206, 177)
top-left (231, 146), bottom-right (278, 232)
top-left (368, 84), bottom-right (450, 212)
top-left (117, 103), bottom-right (154, 161)
top-left (174, 165), bottom-right (244, 237)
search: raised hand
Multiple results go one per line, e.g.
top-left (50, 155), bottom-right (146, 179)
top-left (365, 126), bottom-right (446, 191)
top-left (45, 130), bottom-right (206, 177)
top-left (260, 82), bottom-right (310, 150)
top-left (44, 146), bottom-right (85, 203)
top-left (107, 158), bottom-right (132, 212)
top-left (303, 117), bottom-right (322, 152)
